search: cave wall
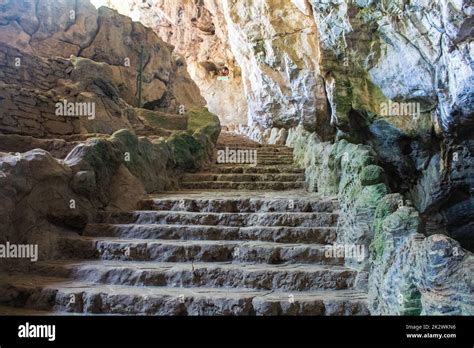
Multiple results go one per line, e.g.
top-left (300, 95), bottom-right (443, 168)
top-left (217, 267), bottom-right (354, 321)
top-left (0, 0), bottom-right (221, 274)
top-left (0, 0), bottom-right (204, 113)
top-left (287, 126), bottom-right (473, 315)
top-left (102, 0), bottom-right (248, 126)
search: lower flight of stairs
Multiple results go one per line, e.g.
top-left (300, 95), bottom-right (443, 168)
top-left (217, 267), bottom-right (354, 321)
top-left (0, 137), bottom-right (368, 316)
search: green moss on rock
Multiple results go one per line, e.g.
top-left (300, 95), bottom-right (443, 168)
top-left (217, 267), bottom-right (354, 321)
top-left (355, 183), bottom-right (387, 209)
top-left (369, 194), bottom-right (402, 261)
top-left (187, 107), bottom-right (221, 143)
top-left (360, 165), bottom-right (384, 186)
top-left (166, 132), bottom-right (204, 171)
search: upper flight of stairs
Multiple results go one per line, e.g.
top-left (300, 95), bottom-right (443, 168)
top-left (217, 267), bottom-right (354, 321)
top-left (0, 133), bottom-right (368, 316)
top-left (181, 134), bottom-right (306, 191)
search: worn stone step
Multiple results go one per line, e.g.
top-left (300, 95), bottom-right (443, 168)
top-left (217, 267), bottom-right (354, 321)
top-left (257, 151), bottom-right (293, 158)
top-left (30, 260), bottom-right (358, 291)
top-left (0, 275), bottom-right (368, 315)
top-left (84, 224), bottom-right (338, 244)
top-left (139, 196), bottom-right (338, 213)
top-left (216, 146), bottom-right (292, 151)
top-left (255, 159), bottom-right (294, 164)
top-left (180, 181), bottom-right (305, 190)
top-left (214, 158), bottom-right (295, 165)
top-left (0, 305), bottom-right (67, 316)
top-left (58, 236), bottom-right (343, 265)
top-left (181, 173), bottom-right (305, 183)
top-left (216, 146), bottom-right (292, 152)
top-left (251, 290), bottom-right (369, 315)
top-left (254, 152), bottom-right (293, 156)
top-left (203, 165), bottom-right (304, 174)
top-left (96, 211), bottom-right (338, 227)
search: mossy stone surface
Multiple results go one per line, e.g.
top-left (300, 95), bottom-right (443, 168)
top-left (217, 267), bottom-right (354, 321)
top-left (360, 165), bottom-right (384, 186)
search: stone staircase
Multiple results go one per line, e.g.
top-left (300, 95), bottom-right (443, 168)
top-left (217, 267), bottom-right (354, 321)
top-left (0, 134), bottom-right (368, 315)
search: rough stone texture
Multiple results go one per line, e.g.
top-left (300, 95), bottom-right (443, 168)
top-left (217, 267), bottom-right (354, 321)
top-left (115, 0), bottom-right (249, 126)
top-left (215, 0), bottom-right (336, 136)
top-left (0, 0), bottom-right (472, 317)
top-left (369, 206), bottom-right (473, 315)
top-left (0, 133), bottom-right (370, 316)
top-left (287, 125), bottom-right (473, 315)
top-left (0, 109), bottom-right (220, 273)
top-left (0, 0), bottom-right (204, 111)
top-left (305, 0), bottom-right (473, 255)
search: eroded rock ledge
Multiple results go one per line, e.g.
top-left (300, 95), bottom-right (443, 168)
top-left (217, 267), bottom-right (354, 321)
top-left (286, 125), bottom-right (473, 315)
top-left (0, 0), bottom-right (220, 273)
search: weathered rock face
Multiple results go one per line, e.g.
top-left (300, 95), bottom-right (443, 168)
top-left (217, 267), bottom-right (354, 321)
top-left (100, 0), bottom-right (248, 126)
top-left (86, 0), bottom-right (472, 140)
top-left (307, 0), bottom-right (473, 253)
top-left (103, 0), bottom-right (334, 136)
top-left (287, 126), bottom-right (473, 315)
top-left (0, 0), bottom-right (221, 275)
top-left (0, 0), bottom-right (204, 120)
top-left (221, 0), bottom-right (328, 130)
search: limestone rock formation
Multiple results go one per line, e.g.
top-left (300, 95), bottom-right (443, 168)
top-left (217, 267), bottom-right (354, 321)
top-left (287, 125), bottom-right (473, 315)
top-left (0, 0), bottom-right (221, 278)
top-left (0, 0), bottom-right (204, 120)
top-left (98, 0), bottom-right (249, 126)
top-left (0, 0), bottom-right (472, 317)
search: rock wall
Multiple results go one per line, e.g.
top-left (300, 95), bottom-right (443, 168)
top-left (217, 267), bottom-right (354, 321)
top-left (0, 108), bottom-right (220, 273)
top-left (223, 0), bottom-right (335, 140)
top-left (97, 0), bottom-right (248, 126)
top-left (0, 0), bottom-right (221, 274)
top-left (0, 0), bottom-right (204, 113)
top-left (0, 44), bottom-right (139, 137)
top-left (307, 0), bottom-right (473, 251)
top-left (85, 0), bottom-right (472, 147)
top-left (287, 126), bottom-right (473, 315)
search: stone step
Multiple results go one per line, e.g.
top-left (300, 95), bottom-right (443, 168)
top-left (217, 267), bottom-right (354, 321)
top-left (139, 196), bottom-right (338, 212)
top-left (58, 236), bottom-right (343, 265)
top-left (0, 305), bottom-right (67, 316)
top-left (203, 165), bottom-right (304, 174)
top-left (0, 275), bottom-right (368, 315)
top-left (252, 151), bottom-right (293, 158)
top-left (216, 145), bottom-right (292, 151)
top-left (96, 211), bottom-right (338, 227)
top-left (214, 158), bottom-right (295, 164)
top-left (216, 146), bottom-right (293, 152)
top-left (255, 159), bottom-right (294, 164)
top-left (180, 181), bottom-right (305, 190)
top-left (253, 151), bottom-right (293, 155)
top-left (213, 157), bottom-right (294, 164)
top-left (84, 224), bottom-right (338, 244)
top-left (181, 173), bottom-right (305, 183)
top-left (30, 260), bottom-right (358, 291)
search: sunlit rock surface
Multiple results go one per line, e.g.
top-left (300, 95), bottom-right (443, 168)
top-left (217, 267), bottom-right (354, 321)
top-left (0, 0), bottom-right (472, 316)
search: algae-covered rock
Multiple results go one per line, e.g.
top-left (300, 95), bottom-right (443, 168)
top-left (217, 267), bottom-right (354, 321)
top-left (360, 165), bottom-right (384, 186)
top-left (355, 184), bottom-right (387, 210)
top-left (187, 107), bottom-right (221, 144)
top-left (369, 193), bottom-right (403, 262)
top-left (166, 132), bottom-right (205, 171)
top-left (108, 129), bottom-right (172, 192)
